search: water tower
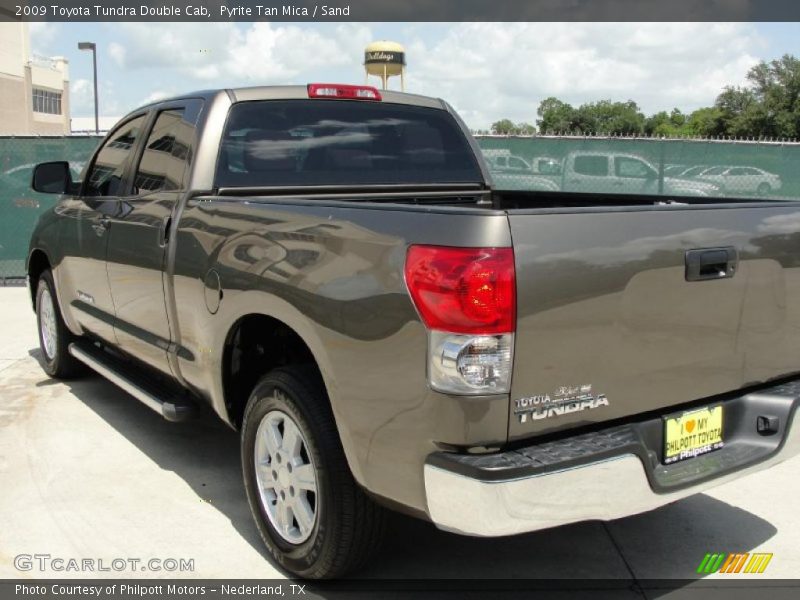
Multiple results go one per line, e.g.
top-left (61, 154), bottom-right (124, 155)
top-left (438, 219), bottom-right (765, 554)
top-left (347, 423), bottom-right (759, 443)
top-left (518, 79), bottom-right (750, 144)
top-left (364, 41), bottom-right (406, 91)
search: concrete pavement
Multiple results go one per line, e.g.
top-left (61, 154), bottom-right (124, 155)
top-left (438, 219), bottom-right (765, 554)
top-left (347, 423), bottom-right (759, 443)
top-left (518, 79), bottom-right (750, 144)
top-left (0, 286), bottom-right (798, 593)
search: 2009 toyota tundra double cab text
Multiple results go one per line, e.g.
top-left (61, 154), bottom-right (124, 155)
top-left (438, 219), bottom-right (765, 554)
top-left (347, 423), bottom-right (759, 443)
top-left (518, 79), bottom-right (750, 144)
top-left (27, 84), bottom-right (800, 578)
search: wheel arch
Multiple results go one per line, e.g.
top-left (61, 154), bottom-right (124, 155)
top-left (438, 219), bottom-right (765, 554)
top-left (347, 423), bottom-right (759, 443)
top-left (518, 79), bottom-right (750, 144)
top-left (26, 248), bottom-right (52, 308)
top-left (220, 312), bottom-right (333, 431)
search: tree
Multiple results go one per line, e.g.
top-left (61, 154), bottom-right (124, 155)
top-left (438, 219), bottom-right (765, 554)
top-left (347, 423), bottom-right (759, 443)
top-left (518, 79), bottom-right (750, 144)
top-left (521, 54), bottom-right (800, 139)
top-left (536, 97), bottom-right (576, 133)
top-left (744, 54), bottom-right (800, 137)
top-left (490, 119), bottom-right (536, 135)
top-left (515, 122), bottom-right (536, 135)
top-left (536, 97), bottom-right (645, 135)
top-left (714, 86), bottom-right (766, 137)
top-left (491, 119), bottom-right (516, 135)
top-left (707, 55), bottom-right (800, 138)
top-left (685, 107), bottom-right (724, 137)
top-left (644, 110), bottom-right (671, 135)
top-left (669, 108), bottom-right (687, 128)
top-left (573, 99), bottom-right (645, 135)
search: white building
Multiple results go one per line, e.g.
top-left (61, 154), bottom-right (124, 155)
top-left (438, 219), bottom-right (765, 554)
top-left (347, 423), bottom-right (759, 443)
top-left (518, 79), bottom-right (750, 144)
top-left (0, 21), bottom-right (70, 135)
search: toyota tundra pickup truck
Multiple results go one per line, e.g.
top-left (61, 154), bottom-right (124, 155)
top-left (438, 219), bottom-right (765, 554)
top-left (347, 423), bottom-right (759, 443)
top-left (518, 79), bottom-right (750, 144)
top-left (27, 84), bottom-right (800, 579)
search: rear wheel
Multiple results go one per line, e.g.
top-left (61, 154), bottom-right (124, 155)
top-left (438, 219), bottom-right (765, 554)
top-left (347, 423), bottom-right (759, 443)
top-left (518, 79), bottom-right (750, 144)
top-left (241, 366), bottom-right (385, 579)
top-left (35, 270), bottom-right (85, 379)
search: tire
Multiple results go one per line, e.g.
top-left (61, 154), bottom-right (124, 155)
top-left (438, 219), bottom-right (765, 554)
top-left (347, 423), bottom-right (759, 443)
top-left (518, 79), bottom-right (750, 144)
top-left (757, 182), bottom-right (771, 195)
top-left (35, 270), bottom-right (85, 379)
top-left (241, 366), bottom-right (386, 579)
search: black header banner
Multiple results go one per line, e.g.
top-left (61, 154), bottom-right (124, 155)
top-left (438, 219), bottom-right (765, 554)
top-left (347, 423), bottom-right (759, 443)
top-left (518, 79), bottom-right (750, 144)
top-left (2, 0), bottom-right (800, 22)
top-left (3, 579), bottom-right (800, 599)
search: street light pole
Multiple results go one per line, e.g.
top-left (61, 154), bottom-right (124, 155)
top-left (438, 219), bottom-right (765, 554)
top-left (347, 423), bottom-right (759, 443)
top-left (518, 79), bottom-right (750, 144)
top-left (77, 42), bottom-right (98, 134)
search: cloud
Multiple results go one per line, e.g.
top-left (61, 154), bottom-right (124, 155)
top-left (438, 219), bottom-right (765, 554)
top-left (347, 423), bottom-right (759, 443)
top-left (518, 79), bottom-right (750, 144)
top-left (93, 22), bottom-right (767, 128)
top-left (138, 90), bottom-right (173, 105)
top-left (28, 22), bottom-right (60, 55)
top-left (70, 79), bottom-right (92, 110)
top-left (108, 42), bottom-right (126, 67)
top-left (403, 23), bottom-right (764, 128)
top-left (70, 78), bottom-right (121, 118)
top-left (758, 212), bottom-right (800, 235)
top-left (107, 22), bottom-right (372, 84)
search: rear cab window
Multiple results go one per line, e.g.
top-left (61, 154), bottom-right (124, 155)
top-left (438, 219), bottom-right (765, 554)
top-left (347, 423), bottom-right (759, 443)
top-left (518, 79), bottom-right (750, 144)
top-left (215, 100), bottom-right (482, 188)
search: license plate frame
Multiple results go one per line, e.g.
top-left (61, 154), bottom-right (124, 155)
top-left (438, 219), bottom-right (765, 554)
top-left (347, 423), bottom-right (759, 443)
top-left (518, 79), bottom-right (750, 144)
top-left (663, 404), bottom-right (724, 465)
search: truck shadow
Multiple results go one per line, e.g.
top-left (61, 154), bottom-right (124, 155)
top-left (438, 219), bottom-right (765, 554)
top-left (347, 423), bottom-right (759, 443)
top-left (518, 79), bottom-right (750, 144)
top-left (36, 351), bottom-right (777, 592)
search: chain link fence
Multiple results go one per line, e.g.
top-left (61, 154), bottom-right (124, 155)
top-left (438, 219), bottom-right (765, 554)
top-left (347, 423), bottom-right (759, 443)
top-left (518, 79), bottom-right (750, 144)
top-left (475, 134), bottom-right (800, 200)
top-left (1, 134), bottom-right (798, 280)
top-left (0, 136), bottom-right (102, 281)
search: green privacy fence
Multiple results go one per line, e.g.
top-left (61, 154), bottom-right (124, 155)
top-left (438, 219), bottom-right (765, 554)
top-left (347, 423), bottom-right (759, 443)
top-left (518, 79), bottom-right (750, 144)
top-left (475, 134), bottom-right (800, 200)
top-left (1, 134), bottom-right (799, 279)
top-left (0, 136), bottom-right (102, 280)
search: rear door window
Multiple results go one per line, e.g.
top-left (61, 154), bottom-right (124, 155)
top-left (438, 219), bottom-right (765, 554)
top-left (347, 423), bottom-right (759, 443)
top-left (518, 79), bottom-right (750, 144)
top-left (133, 109), bottom-right (192, 194)
top-left (215, 100), bottom-right (482, 188)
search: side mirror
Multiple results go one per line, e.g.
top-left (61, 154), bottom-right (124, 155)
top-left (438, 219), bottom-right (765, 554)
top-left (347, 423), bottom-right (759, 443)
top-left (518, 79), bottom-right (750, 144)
top-left (32, 161), bottom-right (72, 194)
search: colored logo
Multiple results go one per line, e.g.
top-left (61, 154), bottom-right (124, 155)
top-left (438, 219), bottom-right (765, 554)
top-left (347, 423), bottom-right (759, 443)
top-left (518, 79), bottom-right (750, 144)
top-left (697, 552), bottom-right (773, 574)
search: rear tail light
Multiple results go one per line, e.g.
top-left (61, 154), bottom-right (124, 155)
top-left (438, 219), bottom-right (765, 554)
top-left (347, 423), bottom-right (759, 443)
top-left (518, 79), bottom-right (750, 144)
top-left (307, 83), bottom-right (382, 101)
top-left (428, 331), bottom-right (514, 394)
top-left (404, 246), bottom-right (515, 335)
top-left (405, 245), bottom-right (516, 395)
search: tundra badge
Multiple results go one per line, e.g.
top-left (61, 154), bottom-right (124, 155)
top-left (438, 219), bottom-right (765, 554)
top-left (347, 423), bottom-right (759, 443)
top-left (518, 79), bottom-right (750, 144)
top-left (514, 384), bottom-right (609, 423)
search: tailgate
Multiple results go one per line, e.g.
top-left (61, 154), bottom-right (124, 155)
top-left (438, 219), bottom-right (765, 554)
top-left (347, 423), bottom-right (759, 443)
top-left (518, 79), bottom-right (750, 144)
top-left (508, 205), bottom-right (800, 441)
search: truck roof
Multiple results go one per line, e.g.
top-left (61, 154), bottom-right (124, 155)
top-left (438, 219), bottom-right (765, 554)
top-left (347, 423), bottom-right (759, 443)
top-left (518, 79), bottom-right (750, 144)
top-left (137, 85), bottom-right (447, 111)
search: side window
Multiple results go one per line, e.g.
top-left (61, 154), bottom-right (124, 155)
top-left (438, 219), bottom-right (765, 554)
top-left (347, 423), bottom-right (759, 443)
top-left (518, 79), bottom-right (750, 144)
top-left (133, 109), bottom-right (192, 195)
top-left (84, 115), bottom-right (146, 197)
top-left (509, 157), bottom-right (527, 170)
top-left (573, 155), bottom-right (609, 176)
top-left (728, 168), bottom-right (749, 176)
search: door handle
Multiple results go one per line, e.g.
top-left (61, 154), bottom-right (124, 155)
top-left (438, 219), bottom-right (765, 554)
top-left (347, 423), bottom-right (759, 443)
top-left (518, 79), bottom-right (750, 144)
top-left (685, 247), bottom-right (738, 281)
top-left (91, 216), bottom-right (110, 237)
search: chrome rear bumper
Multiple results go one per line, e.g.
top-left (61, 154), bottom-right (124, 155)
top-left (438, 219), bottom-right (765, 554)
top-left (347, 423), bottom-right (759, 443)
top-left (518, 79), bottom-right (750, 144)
top-left (425, 393), bottom-right (800, 537)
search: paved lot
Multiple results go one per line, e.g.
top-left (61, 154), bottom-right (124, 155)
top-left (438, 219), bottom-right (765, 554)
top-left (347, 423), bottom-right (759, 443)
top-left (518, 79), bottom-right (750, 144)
top-left (1, 286), bottom-right (798, 595)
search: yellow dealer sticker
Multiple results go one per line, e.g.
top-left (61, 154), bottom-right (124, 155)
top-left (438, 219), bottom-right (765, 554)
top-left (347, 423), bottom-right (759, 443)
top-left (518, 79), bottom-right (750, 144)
top-left (664, 405), bottom-right (724, 464)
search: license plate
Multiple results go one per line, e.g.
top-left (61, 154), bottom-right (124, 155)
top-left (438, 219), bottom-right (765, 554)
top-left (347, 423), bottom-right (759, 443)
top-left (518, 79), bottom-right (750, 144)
top-left (663, 405), bottom-right (724, 464)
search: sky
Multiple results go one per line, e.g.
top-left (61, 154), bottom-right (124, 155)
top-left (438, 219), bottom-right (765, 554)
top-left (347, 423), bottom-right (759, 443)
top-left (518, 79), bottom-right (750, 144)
top-left (27, 21), bottom-right (800, 130)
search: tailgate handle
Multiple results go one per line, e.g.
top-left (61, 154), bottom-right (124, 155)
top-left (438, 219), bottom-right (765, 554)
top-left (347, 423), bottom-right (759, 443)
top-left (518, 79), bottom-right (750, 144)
top-left (685, 247), bottom-right (738, 281)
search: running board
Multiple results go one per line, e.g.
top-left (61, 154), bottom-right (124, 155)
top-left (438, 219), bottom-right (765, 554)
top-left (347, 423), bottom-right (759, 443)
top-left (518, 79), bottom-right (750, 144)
top-left (68, 343), bottom-right (196, 422)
